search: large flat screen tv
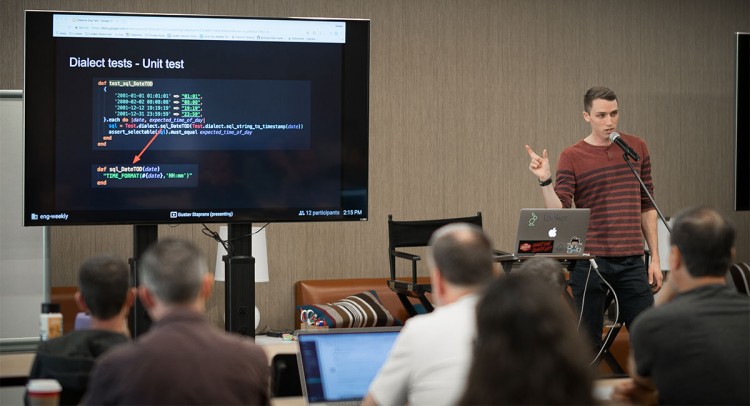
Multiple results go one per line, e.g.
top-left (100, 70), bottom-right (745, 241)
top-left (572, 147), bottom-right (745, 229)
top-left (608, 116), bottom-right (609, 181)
top-left (24, 11), bottom-right (369, 225)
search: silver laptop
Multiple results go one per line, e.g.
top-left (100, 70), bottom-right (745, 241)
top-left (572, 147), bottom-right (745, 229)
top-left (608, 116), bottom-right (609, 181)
top-left (296, 327), bottom-right (401, 405)
top-left (514, 208), bottom-right (590, 255)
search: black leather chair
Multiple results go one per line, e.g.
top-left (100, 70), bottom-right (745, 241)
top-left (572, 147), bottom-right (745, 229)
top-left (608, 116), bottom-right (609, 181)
top-left (728, 262), bottom-right (750, 296)
top-left (387, 212), bottom-right (487, 317)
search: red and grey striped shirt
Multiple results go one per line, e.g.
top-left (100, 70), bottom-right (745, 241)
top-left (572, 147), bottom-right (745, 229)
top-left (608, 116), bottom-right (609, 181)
top-left (554, 133), bottom-right (655, 257)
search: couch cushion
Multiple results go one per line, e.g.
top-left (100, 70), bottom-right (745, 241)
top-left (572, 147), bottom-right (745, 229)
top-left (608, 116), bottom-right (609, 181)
top-left (297, 290), bottom-right (399, 328)
top-left (295, 277), bottom-right (431, 325)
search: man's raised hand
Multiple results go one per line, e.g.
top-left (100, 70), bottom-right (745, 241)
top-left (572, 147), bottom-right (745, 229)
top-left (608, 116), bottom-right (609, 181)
top-left (525, 145), bottom-right (551, 181)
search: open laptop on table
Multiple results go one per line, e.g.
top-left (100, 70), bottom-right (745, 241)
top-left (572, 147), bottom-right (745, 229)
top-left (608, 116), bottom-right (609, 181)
top-left (514, 208), bottom-right (590, 256)
top-left (296, 327), bottom-right (401, 405)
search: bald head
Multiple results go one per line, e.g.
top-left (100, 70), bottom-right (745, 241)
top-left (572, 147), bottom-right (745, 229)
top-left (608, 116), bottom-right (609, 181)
top-left (426, 223), bottom-right (494, 287)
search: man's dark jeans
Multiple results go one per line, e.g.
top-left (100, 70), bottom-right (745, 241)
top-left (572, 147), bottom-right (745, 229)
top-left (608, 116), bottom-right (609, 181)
top-left (569, 255), bottom-right (654, 348)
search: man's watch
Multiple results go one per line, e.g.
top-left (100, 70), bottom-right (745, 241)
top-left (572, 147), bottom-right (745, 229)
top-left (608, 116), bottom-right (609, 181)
top-left (538, 177), bottom-right (553, 187)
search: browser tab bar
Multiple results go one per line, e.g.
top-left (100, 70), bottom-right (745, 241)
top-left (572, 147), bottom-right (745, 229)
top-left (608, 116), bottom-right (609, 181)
top-left (52, 14), bottom-right (346, 44)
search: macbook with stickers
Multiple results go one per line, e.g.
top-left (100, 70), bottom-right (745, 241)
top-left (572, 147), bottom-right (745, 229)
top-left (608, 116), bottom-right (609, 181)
top-left (514, 208), bottom-right (590, 255)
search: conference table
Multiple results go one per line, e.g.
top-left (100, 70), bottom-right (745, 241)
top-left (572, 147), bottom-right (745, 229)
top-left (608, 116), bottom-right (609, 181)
top-left (0, 352), bottom-right (35, 387)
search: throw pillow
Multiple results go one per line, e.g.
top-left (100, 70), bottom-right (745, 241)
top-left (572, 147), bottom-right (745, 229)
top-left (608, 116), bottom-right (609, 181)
top-left (297, 290), bottom-right (400, 328)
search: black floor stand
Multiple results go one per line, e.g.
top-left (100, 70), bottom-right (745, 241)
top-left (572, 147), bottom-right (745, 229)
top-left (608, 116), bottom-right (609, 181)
top-left (224, 223), bottom-right (256, 337)
top-left (128, 224), bottom-right (157, 338)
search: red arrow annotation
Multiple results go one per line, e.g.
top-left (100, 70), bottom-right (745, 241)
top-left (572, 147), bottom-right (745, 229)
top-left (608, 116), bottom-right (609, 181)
top-left (133, 128), bottom-right (163, 164)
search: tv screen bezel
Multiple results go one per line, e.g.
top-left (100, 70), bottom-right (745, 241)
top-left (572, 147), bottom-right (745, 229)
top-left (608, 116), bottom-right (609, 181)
top-left (23, 10), bottom-right (370, 226)
top-left (736, 32), bottom-right (750, 211)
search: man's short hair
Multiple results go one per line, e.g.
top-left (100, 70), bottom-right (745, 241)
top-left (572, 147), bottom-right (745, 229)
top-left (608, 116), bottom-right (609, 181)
top-left (426, 223), bottom-right (493, 286)
top-left (516, 257), bottom-right (565, 290)
top-left (78, 255), bottom-right (130, 320)
top-left (584, 86), bottom-right (617, 113)
top-left (139, 238), bottom-right (207, 305)
top-left (671, 206), bottom-right (735, 277)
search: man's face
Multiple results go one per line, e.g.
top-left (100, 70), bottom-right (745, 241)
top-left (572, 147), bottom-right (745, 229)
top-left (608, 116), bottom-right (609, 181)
top-left (583, 98), bottom-right (619, 140)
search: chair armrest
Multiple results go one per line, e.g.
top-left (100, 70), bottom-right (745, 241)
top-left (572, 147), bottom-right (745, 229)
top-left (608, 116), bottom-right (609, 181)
top-left (392, 250), bottom-right (422, 284)
top-left (392, 250), bottom-right (421, 261)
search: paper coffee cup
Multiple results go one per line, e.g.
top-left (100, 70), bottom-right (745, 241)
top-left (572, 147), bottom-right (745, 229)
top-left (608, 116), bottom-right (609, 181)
top-left (27, 379), bottom-right (62, 406)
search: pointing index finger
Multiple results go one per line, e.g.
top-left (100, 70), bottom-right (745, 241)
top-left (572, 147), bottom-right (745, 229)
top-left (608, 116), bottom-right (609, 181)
top-left (525, 145), bottom-right (538, 159)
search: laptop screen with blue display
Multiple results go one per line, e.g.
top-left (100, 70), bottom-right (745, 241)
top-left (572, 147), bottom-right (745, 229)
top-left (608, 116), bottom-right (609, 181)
top-left (296, 327), bottom-right (401, 404)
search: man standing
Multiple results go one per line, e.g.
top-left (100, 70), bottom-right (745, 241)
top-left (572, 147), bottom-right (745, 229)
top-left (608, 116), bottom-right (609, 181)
top-left (27, 255), bottom-right (133, 405)
top-left (85, 239), bottom-right (269, 405)
top-left (363, 223), bottom-right (495, 406)
top-left (613, 206), bottom-right (749, 405)
top-left (525, 86), bottom-right (663, 347)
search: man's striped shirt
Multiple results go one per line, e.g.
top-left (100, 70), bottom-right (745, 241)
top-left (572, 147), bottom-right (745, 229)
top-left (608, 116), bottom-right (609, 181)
top-left (554, 133), bottom-right (655, 257)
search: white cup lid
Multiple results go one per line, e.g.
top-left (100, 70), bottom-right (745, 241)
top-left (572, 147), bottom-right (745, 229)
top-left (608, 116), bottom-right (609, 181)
top-left (26, 379), bottom-right (62, 393)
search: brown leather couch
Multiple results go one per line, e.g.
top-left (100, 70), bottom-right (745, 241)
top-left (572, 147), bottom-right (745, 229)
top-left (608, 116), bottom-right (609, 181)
top-left (294, 277), bottom-right (431, 326)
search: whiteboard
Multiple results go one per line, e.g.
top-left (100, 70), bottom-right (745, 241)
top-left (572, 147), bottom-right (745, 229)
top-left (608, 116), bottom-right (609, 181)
top-left (0, 90), bottom-right (47, 346)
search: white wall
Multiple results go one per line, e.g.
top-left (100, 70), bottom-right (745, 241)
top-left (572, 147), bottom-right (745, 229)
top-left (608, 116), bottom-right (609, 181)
top-left (0, 90), bottom-right (46, 343)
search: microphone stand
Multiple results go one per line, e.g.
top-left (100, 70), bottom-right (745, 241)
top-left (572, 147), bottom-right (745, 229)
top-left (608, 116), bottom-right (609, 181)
top-left (623, 154), bottom-right (672, 234)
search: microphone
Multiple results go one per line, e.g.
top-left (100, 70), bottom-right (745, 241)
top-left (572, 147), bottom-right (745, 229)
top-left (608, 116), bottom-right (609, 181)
top-left (609, 132), bottom-right (640, 162)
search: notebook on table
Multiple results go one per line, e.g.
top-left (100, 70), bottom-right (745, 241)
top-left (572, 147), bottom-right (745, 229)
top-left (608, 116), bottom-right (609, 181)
top-left (296, 327), bottom-right (401, 405)
top-left (514, 208), bottom-right (591, 255)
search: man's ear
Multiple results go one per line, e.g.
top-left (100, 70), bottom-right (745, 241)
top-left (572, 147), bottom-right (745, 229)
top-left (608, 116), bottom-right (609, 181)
top-left (200, 274), bottom-right (214, 300)
top-left (582, 110), bottom-right (591, 123)
top-left (492, 262), bottom-right (503, 278)
top-left (429, 267), bottom-right (444, 307)
top-left (138, 285), bottom-right (156, 311)
top-left (124, 287), bottom-right (136, 309)
top-left (669, 245), bottom-right (681, 272)
top-left (74, 291), bottom-right (90, 313)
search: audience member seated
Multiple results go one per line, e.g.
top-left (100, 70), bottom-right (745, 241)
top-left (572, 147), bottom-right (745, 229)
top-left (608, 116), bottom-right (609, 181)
top-left (26, 255), bottom-right (134, 406)
top-left (459, 273), bottom-right (595, 405)
top-left (516, 256), bottom-right (566, 290)
top-left (363, 223), bottom-right (495, 406)
top-left (85, 239), bottom-right (270, 405)
top-left (613, 206), bottom-right (750, 405)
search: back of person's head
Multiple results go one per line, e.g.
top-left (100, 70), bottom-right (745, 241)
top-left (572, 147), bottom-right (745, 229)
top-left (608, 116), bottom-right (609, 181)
top-left (426, 223), bottom-right (493, 287)
top-left (671, 205), bottom-right (735, 277)
top-left (459, 274), bottom-right (594, 405)
top-left (139, 238), bottom-right (207, 305)
top-left (584, 86), bottom-right (617, 112)
top-left (516, 256), bottom-right (565, 290)
top-left (78, 255), bottom-right (130, 320)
